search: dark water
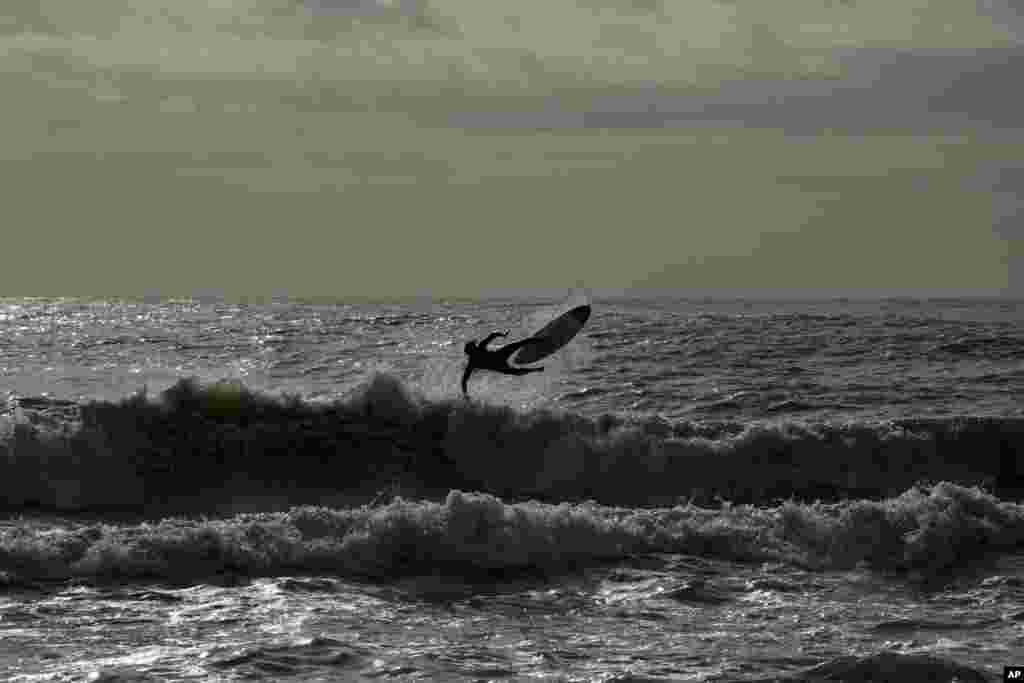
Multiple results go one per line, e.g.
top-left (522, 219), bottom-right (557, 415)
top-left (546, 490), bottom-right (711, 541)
top-left (1, 296), bottom-right (1022, 681)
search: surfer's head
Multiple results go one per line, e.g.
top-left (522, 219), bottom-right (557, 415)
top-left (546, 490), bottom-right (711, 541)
top-left (463, 340), bottom-right (477, 355)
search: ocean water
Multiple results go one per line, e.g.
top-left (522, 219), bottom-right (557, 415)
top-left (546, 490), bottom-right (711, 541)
top-left (2, 296), bottom-right (1020, 419)
top-left (1, 296), bottom-right (1023, 682)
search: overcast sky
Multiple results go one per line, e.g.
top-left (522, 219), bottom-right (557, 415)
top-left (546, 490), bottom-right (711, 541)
top-left (2, 0), bottom-right (1021, 299)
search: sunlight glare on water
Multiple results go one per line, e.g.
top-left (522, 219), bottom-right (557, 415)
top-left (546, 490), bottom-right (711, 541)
top-left (0, 297), bottom-right (1021, 681)
top-left (3, 555), bottom-right (1022, 680)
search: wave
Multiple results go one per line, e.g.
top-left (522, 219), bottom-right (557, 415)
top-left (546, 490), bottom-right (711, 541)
top-left (1, 374), bottom-right (1022, 514)
top-left (931, 335), bottom-right (1024, 359)
top-left (750, 653), bottom-right (991, 683)
top-left (0, 483), bottom-right (1021, 585)
top-left (208, 636), bottom-right (364, 677)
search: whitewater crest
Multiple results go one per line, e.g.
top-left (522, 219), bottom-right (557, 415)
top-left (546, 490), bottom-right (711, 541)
top-left (0, 374), bottom-right (1021, 514)
top-left (1, 483), bottom-right (1023, 586)
top-left (0, 376), bottom-right (1022, 587)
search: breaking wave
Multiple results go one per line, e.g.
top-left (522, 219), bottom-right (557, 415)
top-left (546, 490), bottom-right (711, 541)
top-left (1, 483), bottom-right (1022, 585)
top-left (0, 375), bottom-right (1021, 584)
top-left (1, 374), bottom-right (1022, 514)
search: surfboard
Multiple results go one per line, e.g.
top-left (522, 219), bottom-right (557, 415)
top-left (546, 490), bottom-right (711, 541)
top-left (512, 304), bottom-right (591, 365)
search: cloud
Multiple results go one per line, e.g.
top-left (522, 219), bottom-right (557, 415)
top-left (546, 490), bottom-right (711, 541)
top-left (3, 0), bottom-right (1020, 92)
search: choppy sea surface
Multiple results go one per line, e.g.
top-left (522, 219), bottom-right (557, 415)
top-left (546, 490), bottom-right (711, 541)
top-left (1, 296), bottom-right (1022, 682)
top-left (2, 296), bottom-right (1020, 419)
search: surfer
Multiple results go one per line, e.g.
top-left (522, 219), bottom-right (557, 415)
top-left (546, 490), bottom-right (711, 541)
top-left (461, 330), bottom-right (544, 398)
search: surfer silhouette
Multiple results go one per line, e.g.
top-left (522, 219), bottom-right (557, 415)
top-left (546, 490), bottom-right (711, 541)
top-left (461, 330), bottom-right (544, 398)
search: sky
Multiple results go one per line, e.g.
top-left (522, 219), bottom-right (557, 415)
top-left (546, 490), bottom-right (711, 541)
top-left (1, 0), bottom-right (1021, 299)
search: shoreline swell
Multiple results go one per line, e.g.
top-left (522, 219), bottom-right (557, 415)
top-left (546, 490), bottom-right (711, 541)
top-left (1, 484), bottom-right (1022, 585)
top-left (0, 375), bottom-right (1022, 584)
top-left (1, 375), bottom-right (1021, 516)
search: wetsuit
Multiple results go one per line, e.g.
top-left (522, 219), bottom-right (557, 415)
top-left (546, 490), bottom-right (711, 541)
top-left (461, 331), bottom-right (544, 397)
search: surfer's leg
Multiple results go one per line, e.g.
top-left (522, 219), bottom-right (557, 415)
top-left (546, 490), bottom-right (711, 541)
top-left (461, 364), bottom-right (475, 397)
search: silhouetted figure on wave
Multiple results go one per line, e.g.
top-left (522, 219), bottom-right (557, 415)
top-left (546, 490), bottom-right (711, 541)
top-left (461, 330), bottom-right (544, 398)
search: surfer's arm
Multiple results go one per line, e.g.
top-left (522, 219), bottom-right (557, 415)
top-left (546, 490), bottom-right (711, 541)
top-left (478, 330), bottom-right (508, 349)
